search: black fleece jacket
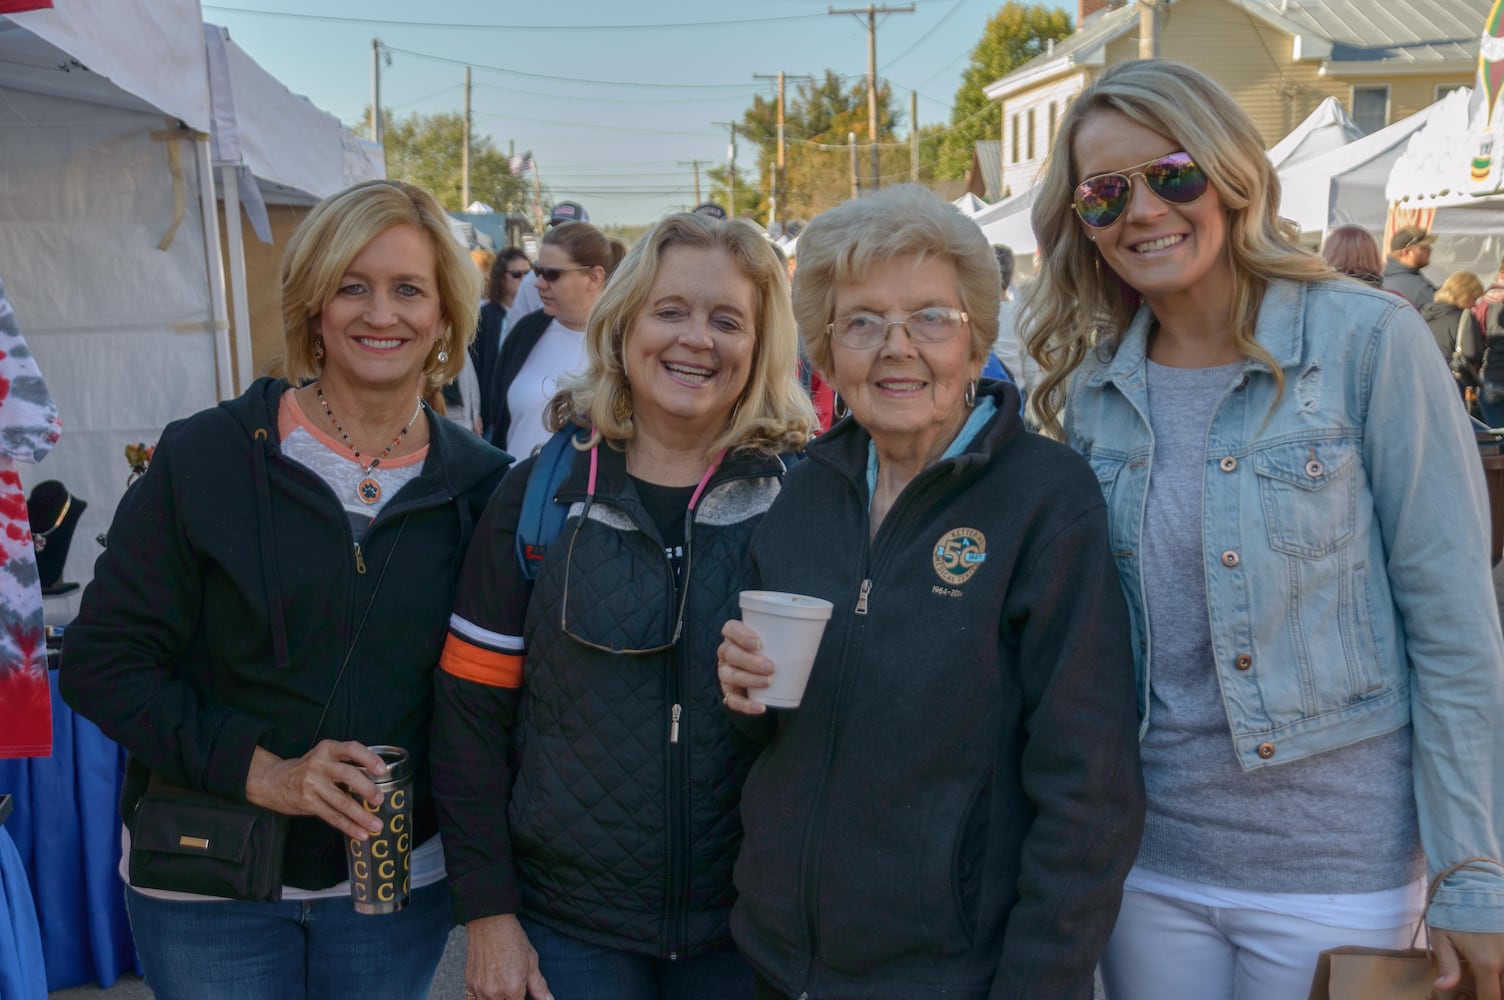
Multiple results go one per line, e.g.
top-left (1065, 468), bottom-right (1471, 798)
top-left (60, 377), bottom-right (510, 891)
top-left (730, 381), bottom-right (1146, 1000)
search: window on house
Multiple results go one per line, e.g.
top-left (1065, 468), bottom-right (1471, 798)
top-left (1352, 86), bottom-right (1390, 134)
top-left (1027, 108), bottom-right (1036, 160)
top-left (1048, 102), bottom-right (1058, 146)
top-left (1011, 113), bottom-right (1020, 164)
top-left (1436, 83), bottom-right (1466, 101)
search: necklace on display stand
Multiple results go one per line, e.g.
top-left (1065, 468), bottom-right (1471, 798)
top-left (315, 384), bottom-right (423, 505)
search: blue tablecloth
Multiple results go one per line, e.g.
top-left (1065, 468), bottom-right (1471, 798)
top-left (0, 669), bottom-right (140, 991)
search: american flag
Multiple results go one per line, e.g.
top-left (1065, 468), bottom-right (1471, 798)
top-left (509, 152), bottom-right (534, 176)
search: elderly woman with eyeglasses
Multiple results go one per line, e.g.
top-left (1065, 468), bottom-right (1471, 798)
top-left (431, 213), bottom-right (816, 1000)
top-left (714, 184), bottom-right (1145, 1000)
top-left (1023, 60), bottom-right (1504, 999)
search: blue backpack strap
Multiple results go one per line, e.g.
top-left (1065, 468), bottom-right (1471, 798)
top-left (516, 426), bottom-right (584, 581)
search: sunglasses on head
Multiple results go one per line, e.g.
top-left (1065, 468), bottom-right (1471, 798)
top-left (1072, 151), bottom-right (1209, 229)
top-left (506, 269), bottom-right (530, 280)
top-left (531, 263), bottom-right (591, 282)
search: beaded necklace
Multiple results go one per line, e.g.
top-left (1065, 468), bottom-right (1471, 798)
top-left (315, 384), bottom-right (423, 505)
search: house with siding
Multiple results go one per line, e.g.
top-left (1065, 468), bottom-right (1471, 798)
top-left (982, 0), bottom-right (1479, 198)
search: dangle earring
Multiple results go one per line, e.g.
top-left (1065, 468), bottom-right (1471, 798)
top-left (313, 339), bottom-right (325, 362)
top-left (436, 350), bottom-right (448, 364)
top-left (614, 385), bottom-right (634, 424)
top-left (964, 379), bottom-right (978, 409)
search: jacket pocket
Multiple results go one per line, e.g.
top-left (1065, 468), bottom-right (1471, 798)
top-left (1254, 440), bottom-right (1358, 559)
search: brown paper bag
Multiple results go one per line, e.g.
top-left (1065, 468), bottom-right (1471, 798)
top-left (1308, 856), bottom-right (1497, 1000)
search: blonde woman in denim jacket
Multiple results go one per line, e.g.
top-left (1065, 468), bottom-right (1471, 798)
top-left (1023, 60), bottom-right (1504, 1000)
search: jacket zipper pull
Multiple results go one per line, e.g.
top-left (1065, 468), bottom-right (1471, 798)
top-left (354, 543), bottom-right (367, 575)
top-left (670, 704), bottom-right (681, 743)
top-left (855, 578), bottom-right (871, 615)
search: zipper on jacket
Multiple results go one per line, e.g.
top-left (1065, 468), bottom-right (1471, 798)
top-left (353, 542), bottom-right (366, 575)
top-left (854, 578), bottom-right (871, 615)
top-left (669, 703), bottom-right (681, 743)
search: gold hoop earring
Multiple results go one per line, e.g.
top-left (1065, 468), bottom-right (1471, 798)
top-left (964, 379), bottom-right (977, 409)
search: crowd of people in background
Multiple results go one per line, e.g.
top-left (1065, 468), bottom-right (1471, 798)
top-left (31, 55), bottom-right (1504, 1000)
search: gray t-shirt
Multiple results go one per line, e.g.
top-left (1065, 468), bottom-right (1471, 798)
top-left (1135, 359), bottom-right (1421, 893)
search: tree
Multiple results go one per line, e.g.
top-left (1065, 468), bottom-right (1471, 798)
top-left (935, 2), bottom-right (1072, 180)
top-left (732, 70), bottom-right (905, 227)
top-left (357, 107), bottom-right (528, 214)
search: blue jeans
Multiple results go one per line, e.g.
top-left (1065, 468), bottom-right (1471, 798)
top-left (125, 881), bottom-right (451, 1000)
top-left (520, 915), bottom-right (753, 1000)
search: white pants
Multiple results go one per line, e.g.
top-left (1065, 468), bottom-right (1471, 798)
top-left (1101, 886), bottom-right (1415, 1000)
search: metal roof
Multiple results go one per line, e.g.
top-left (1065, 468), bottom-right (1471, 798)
top-left (987, 0), bottom-right (1480, 98)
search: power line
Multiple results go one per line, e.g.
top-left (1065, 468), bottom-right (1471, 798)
top-left (472, 81), bottom-right (758, 107)
top-left (203, 4), bottom-right (830, 32)
top-left (384, 44), bottom-right (756, 91)
top-left (471, 109), bottom-right (717, 138)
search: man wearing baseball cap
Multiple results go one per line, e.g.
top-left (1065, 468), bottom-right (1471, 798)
top-left (500, 201), bottom-right (590, 341)
top-left (1382, 226), bottom-right (1438, 308)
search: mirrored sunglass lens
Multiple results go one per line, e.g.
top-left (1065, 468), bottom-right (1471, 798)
top-left (1144, 155), bottom-right (1207, 204)
top-left (1075, 175), bottom-right (1129, 227)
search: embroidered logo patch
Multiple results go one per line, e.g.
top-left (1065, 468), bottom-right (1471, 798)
top-left (932, 527), bottom-right (986, 586)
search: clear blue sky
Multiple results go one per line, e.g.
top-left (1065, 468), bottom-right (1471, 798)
top-left (202, 0), bottom-right (1074, 227)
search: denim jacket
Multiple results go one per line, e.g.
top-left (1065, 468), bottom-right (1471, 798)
top-left (1064, 278), bottom-right (1504, 931)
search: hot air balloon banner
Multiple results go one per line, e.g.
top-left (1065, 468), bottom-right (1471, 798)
top-left (1472, 0), bottom-right (1504, 187)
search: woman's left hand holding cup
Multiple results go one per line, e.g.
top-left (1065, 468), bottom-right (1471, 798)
top-left (717, 619), bottom-right (773, 716)
top-left (244, 738), bottom-right (387, 840)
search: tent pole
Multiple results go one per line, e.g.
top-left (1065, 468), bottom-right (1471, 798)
top-left (197, 138), bottom-right (235, 402)
top-left (221, 165), bottom-right (254, 394)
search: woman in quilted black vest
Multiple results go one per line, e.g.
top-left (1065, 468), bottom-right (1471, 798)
top-left (432, 213), bottom-right (816, 1000)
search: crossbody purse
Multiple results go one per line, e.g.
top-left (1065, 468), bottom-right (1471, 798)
top-left (127, 521), bottom-right (406, 902)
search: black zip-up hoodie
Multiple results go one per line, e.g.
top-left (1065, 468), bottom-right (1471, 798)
top-left (60, 377), bottom-right (510, 890)
top-left (730, 381), bottom-right (1145, 1000)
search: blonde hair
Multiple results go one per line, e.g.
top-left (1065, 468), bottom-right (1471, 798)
top-left (1436, 270), bottom-right (1484, 308)
top-left (1022, 59), bottom-right (1333, 438)
top-left (548, 213), bottom-right (815, 459)
top-left (792, 184), bottom-right (998, 379)
top-left (281, 179), bottom-right (479, 391)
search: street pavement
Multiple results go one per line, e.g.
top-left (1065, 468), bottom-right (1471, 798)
top-left (47, 557), bottom-right (1504, 999)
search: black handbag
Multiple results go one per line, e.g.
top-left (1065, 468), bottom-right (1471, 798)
top-left (128, 773), bottom-right (291, 902)
top-left (125, 522), bottom-right (407, 902)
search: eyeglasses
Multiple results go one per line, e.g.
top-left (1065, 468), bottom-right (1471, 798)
top-left (532, 264), bottom-right (592, 282)
top-left (828, 307), bottom-right (968, 350)
top-left (1072, 151), bottom-right (1209, 230)
top-left (506, 269), bottom-right (530, 280)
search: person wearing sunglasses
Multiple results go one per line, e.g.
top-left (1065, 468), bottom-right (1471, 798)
top-left (714, 184), bottom-right (1145, 999)
top-left (431, 213), bottom-right (816, 1000)
top-left (482, 221), bottom-right (627, 456)
top-left (1022, 59), bottom-right (1504, 1000)
top-left (473, 246), bottom-right (533, 415)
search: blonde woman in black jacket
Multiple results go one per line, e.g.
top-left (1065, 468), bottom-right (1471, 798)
top-left (433, 214), bottom-right (815, 1000)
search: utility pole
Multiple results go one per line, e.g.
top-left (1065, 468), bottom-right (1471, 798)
top-left (462, 66), bottom-right (472, 209)
top-left (678, 160), bottom-right (708, 204)
top-left (849, 132), bottom-right (859, 200)
top-left (1137, 0), bottom-right (1161, 58)
top-left (829, 3), bottom-right (914, 192)
top-left (754, 71), bottom-right (813, 235)
top-left (712, 121), bottom-right (738, 216)
top-left (910, 90), bottom-right (919, 182)
top-left (370, 38), bottom-right (383, 144)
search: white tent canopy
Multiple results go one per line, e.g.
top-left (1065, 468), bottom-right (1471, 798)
top-left (1275, 103), bottom-right (1439, 234)
top-left (1387, 86), bottom-right (1504, 219)
top-left (951, 191), bottom-right (989, 217)
top-left (972, 185), bottom-right (1040, 259)
top-left (1267, 97), bottom-right (1365, 170)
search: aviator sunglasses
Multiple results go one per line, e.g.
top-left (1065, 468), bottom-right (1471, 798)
top-left (1072, 151), bottom-right (1209, 229)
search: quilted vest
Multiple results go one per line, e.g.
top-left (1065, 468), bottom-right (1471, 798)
top-left (511, 450), bottom-right (785, 958)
